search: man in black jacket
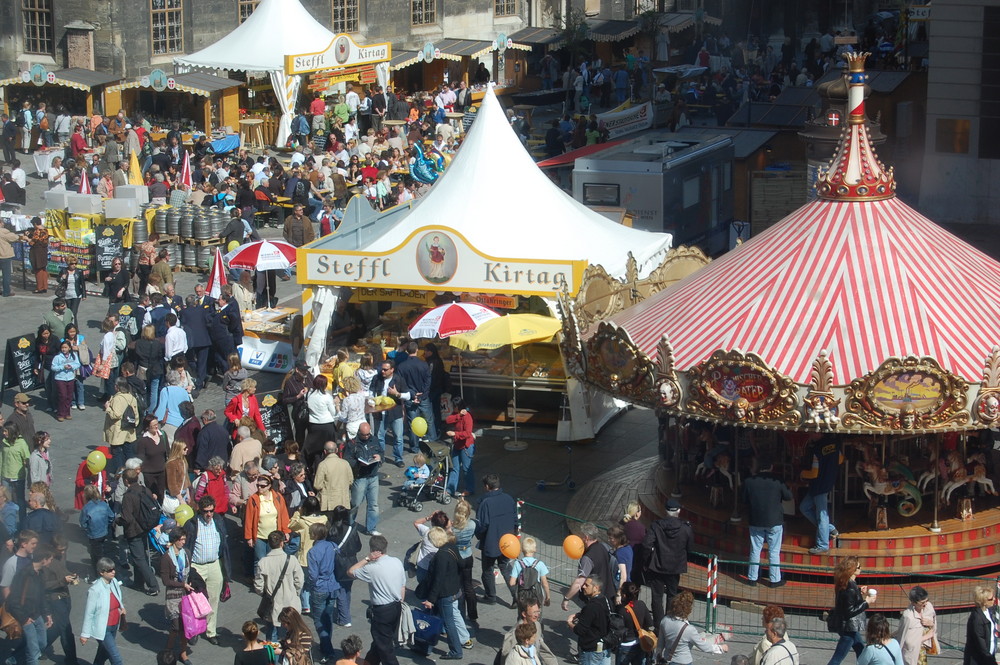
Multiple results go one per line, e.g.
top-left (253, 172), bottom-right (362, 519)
top-left (194, 409), bottom-right (229, 473)
top-left (184, 495), bottom-right (231, 645)
top-left (8, 544), bottom-right (55, 665)
top-left (420, 528), bottom-right (471, 657)
top-left (561, 522), bottom-right (614, 614)
top-left (567, 575), bottom-right (611, 665)
top-left (118, 469), bottom-right (159, 595)
top-left (282, 361), bottom-right (313, 447)
top-left (742, 454), bottom-right (792, 587)
top-left (642, 498), bottom-right (693, 626)
top-left (181, 295), bottom-right (213, 391)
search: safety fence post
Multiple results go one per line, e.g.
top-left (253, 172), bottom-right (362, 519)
top-left (706, 554), bottom-right (718, 633)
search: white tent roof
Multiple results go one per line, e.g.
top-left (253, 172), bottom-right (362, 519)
top-left (363, 87), bottom-right (672, 278)
top-left (173, 0), bottom-right (335, 72)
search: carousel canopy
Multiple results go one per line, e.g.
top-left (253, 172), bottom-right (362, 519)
top-left (354, 86), bottom-right (673, 279)
top-left (601, 54), bottom-right (1000, 387)
top-left (173, 0), bottom-right (334, 73)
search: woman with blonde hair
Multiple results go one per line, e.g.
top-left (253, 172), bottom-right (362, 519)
top-left (339, 375), bottom-right (367, 439)
top-left (224, 377), bottom-right (265, 441)
top-left (165, 440), bottom-right (191, 504)
top-left (964, 585), bottom-right (998, 665)
top-left (452, 497), bottom-right (478, 624)
top-left (222, 352), bottom-right (248, 406)
top-left (829, 556), bottom-right (875, 665)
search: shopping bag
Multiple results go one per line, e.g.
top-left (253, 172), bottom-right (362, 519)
top-left (92, 353), bottom-right (112, 380)
top-left (187, 590), bottom-right (212, 619)
top-left (180, 593), bottom-right (208, 640)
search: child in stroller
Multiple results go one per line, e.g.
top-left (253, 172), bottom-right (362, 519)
top-left (395, 442), bottom-right (452, 512)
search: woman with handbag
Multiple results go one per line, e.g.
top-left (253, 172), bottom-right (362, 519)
top-left (963, 586), bottom-right (998, 665)
top-left (80, 557), bottom-right (126, 665)
top-left (135, 325), bottom-right (165, 414)
top-left (136, 414), bottom-right (169, 500)
top-left (654, 591), bottom-right (727, 665)
top-left (245, 476), bottom-right (291, 574)
top-left (165, 441), bottom-right (192, 506)
top-left (63, 324), bottom-right (90, 411)
top-left (617, 582), bottom-right (655, 665)
top-left (51, 341), bottom-right (81, 422)
top-left (97, 317), bottom-right (126, 403)
top-left (857, 614), bottom-right (903, 665)
top-left (104, 257), bottom-right (131, 304)
top-left (103, 378), bottom-right (139, 477)
top-left (829, 556), bottom-right (875, 665)
top-left (445, 397), bottom-right (475, 497)
top-left (160, 528), bottom-right (194, 665)
top-left (24, 216), bottom-right (49, 293)
top-left (304, 375), bottom-right (339, 468)
top-left (58, 259), bottom-right (86, 322)
top-left (277, 606), bottom-right (314, 665)
top-left (225, 378), bottom-right (266, 442)
top-left (895, 587), bottom-right (936, 665)
top-left (235, 620), bottom-right (279, 665)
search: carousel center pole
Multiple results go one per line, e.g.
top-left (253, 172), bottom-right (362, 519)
top-left (729, 428), bottom-right (741, 523)
top-left (929, 434), bottom-right (942, 533)
top-left (504, 343), bottom-right (527, 451)
top-left (672, 418), bottom-right (684, 499)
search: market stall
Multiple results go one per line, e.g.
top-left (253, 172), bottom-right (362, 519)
top-left (0, 67), bottom-right (119, 117)
top-left (561, 55), bottom-right (1000, 605)
top-left (296, 86), bottom-right (707, 440)
top-left (103, 72), bottom-right (242, 135)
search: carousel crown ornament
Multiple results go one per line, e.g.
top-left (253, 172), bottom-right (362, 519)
top-left (815, 53), bottom-right (896, 202)
top-left (656, 335), bottom-right (681, 408)
top-left (976, 346), bottom-right (1000, 425)
top-left (804, 349), bottom-right (841, 428)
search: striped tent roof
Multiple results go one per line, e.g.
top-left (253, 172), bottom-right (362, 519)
top-left (603, 54), bottom-right (1000, 386)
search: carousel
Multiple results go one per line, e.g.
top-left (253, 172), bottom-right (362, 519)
top-left (559, 54), bottom-right (1000, 610)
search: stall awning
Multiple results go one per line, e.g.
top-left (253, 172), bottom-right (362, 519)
top-left (390, 50), bottom-right (420, 71)
top-left (585, 19), bottom-right (640, 42)
top-left (436, 38), bottom-right (531, 60)
top-left (106, 71), bottom-right (239, 97)
top-left (508, 27), bottom-right (563, 47)
top-left (536, 139), bottom-right (627, 168)
top-left (817, 68), bottom-right (911, 93)
top-left (726, 102), bottom-right (813, 129)
top-left (0, 67), bottom-right (119, 91)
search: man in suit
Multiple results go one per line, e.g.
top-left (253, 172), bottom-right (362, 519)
top-left (193, 283), bottom-right (215, 308)
top-left (216, 292), bottom-right (243, 348)
top-left (163, 282), bottom-right (183, 315)
top-left (181, 295), bottom-right (212, 391)
top-left (395, 341), bottom-right (437, 449)
top-left (369, 359), bottom-right (410, 467)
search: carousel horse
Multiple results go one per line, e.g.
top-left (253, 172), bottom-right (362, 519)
top-left (917, 449), bottom-right (950, 492)
top-left (941, 452), bottom-right (998, 504)
top-left (859, 460), bottom-right (922, 517)
top-left (409, 142), bottom-right (439, 185)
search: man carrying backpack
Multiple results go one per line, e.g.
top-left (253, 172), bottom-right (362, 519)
top-left (567, 574), bottom-right (613, 665)
top-left (117, 468), bottom-right (160, 596)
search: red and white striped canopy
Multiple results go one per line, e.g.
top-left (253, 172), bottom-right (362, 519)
top-left (606, 196), bottom-right (1000, 384)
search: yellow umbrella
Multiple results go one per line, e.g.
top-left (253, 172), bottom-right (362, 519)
top-left (128, 151), bottom-right (144, 186)
top-left (449, 314), bottom-right (561, 450)
top-left (449, 313), bottom-right (561, 351)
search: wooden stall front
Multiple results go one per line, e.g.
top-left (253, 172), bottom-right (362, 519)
top-left (0, 68), bottom-right (119, 116)
top-left (103, 72), bottom-right (242, 134)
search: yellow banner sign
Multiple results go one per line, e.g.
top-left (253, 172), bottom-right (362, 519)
top-left (460, 293), bottom-right (519, 309)
top-left (286, 34), bottom-right (391, 76)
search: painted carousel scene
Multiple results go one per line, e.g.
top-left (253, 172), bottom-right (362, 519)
top-left (554, 52), bottom-right (1000, 651)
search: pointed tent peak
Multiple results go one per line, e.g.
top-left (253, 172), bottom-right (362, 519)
top-left (815, 52), bottom-right (896, 202)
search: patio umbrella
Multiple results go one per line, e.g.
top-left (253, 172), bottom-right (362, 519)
top-left (450, 313), bottom-right (561, 451)
top-left (410, 302), bottom-right (501, 397)
top-left (128, 152), bottom-right (144, 186)
top-left (206, 247), bottom-right (227, 298)
top-left (223, 239), bottom-right (298, 270)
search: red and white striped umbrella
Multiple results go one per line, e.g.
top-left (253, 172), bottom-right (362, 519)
top-left (409, 302), bottom-right (500, 339)
top-left (78, 173), bottom-right (92, 194)
top-left (223, 240), bottom-right (298, 271)
top-left (179, 150), bottom-right (192, 189)
top-left (207, 247), bottom-right (227, 298)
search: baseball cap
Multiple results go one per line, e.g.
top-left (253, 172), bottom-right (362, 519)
top-left (295, 360), bottom-right (310, 372)
top-left (665, 498), bottom-right (682, 512)
top-left (14, 393), bottom-right (29, 404)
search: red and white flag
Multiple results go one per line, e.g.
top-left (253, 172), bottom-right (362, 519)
top-left (179, 150), bottom-right (193, 189)
top-left (79, 173), bottom-right (92, 194)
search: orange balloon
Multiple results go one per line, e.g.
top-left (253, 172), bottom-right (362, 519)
top-left (499, 533), bottom-right (521, 559)
top-left (563, 534), bottom-right (585, 560)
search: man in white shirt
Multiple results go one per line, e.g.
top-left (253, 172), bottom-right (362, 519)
top-left (10, 160), bottom-right (26, 189)
top-left (344, 118), bottom-right (359, 143)
top-left (345, 84), bottom-right (361, 119)
top-left (163, 312), bottom-right (188, 361)
top-left (213, 159), bottom-right (229, 183)
top-left (760, 617), bottom-right (798, 665)
top-left (250, 157), bottom-right (267, 178)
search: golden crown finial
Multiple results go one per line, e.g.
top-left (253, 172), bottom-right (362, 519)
top-left (844, 52), bottom-right (867, 72)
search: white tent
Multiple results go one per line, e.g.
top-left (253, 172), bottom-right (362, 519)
top-left (173, 0), bottom-right (335, 146)
top-left (362, 87), bottom-right (673, 278)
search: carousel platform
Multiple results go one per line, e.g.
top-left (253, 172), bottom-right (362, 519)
top-left (566, 457), bottom-right (1000, 612)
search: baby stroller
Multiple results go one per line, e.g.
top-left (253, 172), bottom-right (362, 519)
top-left (394, 440), bottom-right (452, 512)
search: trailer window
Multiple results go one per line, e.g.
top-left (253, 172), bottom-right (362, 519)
top-left (583, 183), bottom-right (620, 206)
top-left (683, 177), bottom-right (699, 208)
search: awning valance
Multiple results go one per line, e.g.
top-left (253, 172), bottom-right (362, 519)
top-left (508, 27), bottom-right (563, 46)
top-left (585, 19), bottom-right (640, 42)
top-left (389, 50), bottom-right (420, 71)
top-left (0, 68), bottom-right (119, 92)
top-left (106, 71), bottom-right (239, 97)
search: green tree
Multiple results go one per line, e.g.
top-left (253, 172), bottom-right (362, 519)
top-left (554, 8), bottom-right (591, 69)
top-left (636, 9), bottom-right (665, 101)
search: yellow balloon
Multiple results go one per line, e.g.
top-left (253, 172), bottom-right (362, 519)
top-left (500, 533), bottom-right (521, 559)
top-left (86, 450), bottom-right (107, 474)
top-left (411, 417), bottom-right (428, 438)
top-left (174, 504), bottom-right (195, 527)
top-left (227, 240), bottom-right (240, 252)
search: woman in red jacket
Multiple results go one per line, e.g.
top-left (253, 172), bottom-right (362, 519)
top-left (445, 396), bottom-right (476, 497)
top-left (224, 378), bottom-right (265, 440)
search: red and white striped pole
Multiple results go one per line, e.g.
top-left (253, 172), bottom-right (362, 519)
top-left (706, 555), bottom-right (718, 631)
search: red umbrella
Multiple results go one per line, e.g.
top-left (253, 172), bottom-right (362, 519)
top-left (408, 302), bottom-right (500, 339)
top-left (223, 240), bottom-right (298, 270)
top-left (79, 173), bottom-right (92, 194)
top-left (179, 150), bottom-right (192, 189)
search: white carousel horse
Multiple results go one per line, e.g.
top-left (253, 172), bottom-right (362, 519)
top-left (941, 452), bottom-right (998, 504)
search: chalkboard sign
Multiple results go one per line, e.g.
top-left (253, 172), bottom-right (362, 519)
top-left (94, 225), bottom-right (125, 270)
top-left (259, 398), bottom-right (293, 446)
top-left (2, 334), bottom-right (42, 392)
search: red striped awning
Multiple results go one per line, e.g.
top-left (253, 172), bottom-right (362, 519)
top-left (604, 195), bottom-right (1000, 385)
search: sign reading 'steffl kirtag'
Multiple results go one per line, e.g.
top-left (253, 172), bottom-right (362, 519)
top-left (285, 34), bottom-right (391, 75)
top-left (298, 226), bottom-right (588, 298)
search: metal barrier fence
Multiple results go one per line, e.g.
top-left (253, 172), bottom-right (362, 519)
top-left (517, 499), bottom-right (994, 653)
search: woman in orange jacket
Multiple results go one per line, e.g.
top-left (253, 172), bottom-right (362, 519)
top-left (244, 474), bottom-right (290, 572)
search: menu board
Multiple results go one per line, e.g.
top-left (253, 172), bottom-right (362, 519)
top-left (94, 225), bottom-right (125, 270)
top-left (2, 334), bottom-right (42, 392)
top-left (260, 399), bottom-right (293, 446)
